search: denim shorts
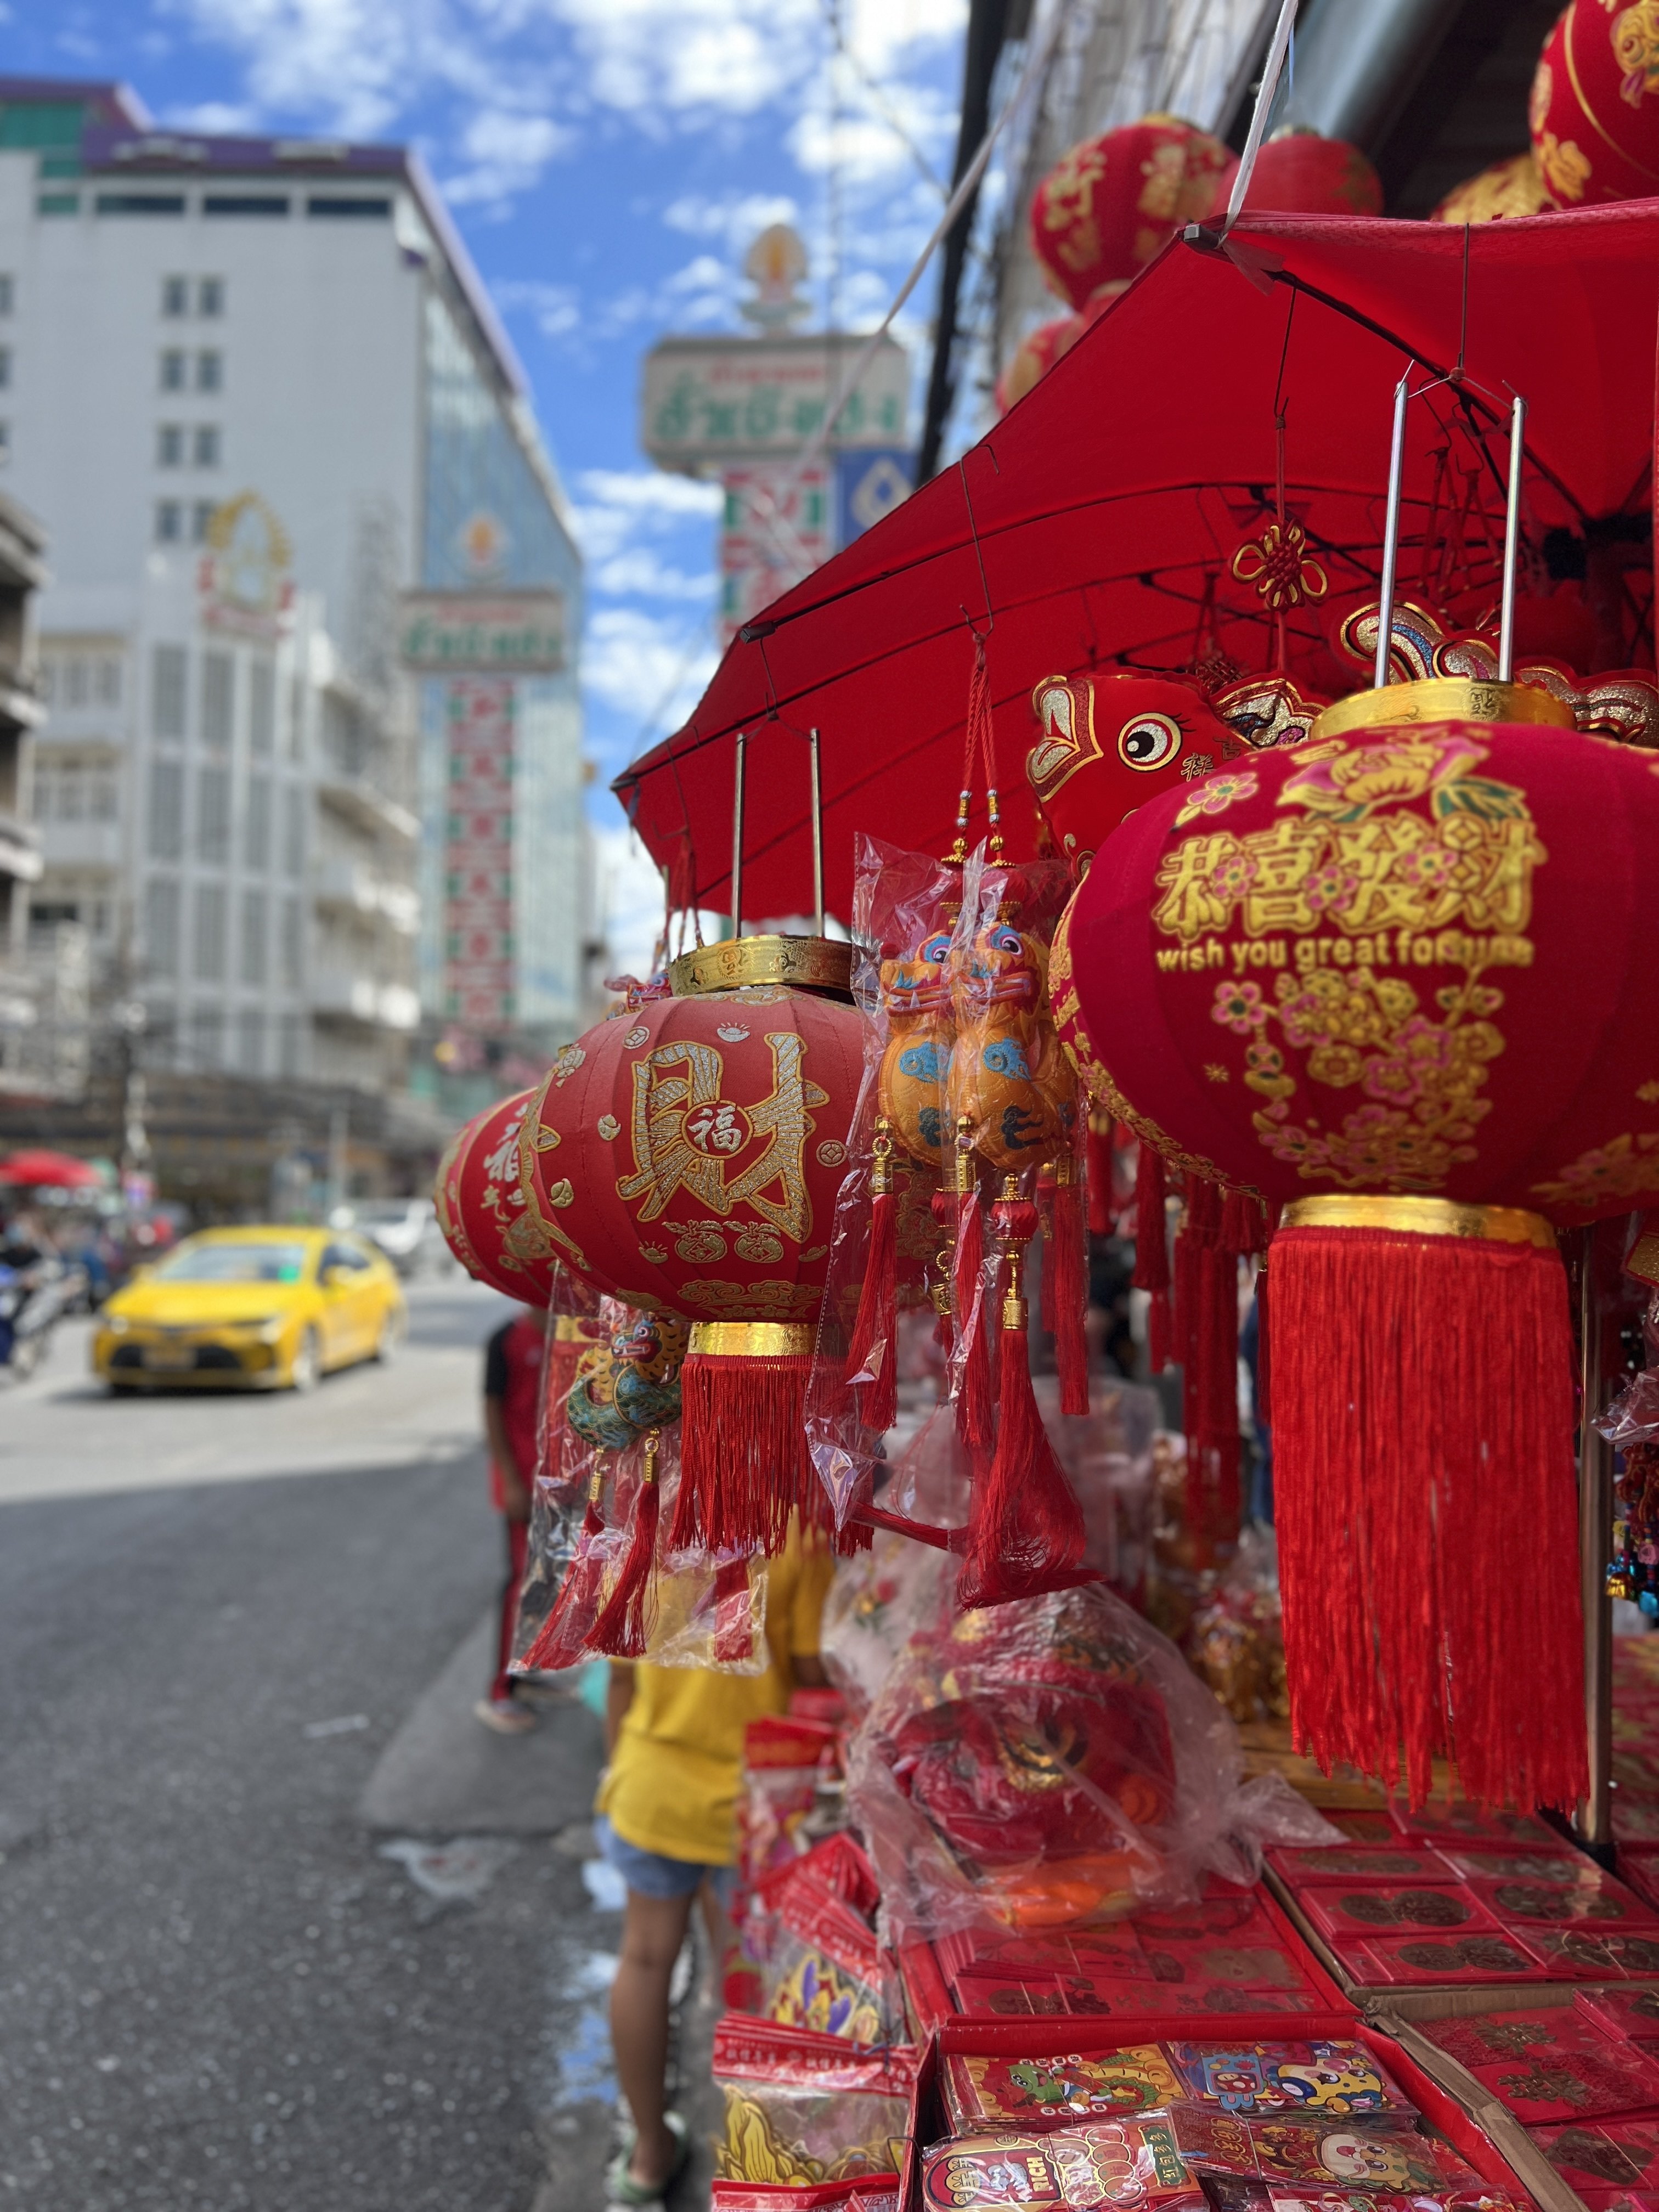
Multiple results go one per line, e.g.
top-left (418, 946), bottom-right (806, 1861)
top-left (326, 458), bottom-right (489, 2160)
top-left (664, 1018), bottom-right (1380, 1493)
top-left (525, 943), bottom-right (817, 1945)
top-left (595, 1815), bottom-right (736, 1908)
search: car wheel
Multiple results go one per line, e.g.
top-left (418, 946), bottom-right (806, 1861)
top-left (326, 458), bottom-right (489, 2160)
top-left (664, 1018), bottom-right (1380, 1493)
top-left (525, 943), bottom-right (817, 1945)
top-left (374, 1309), bottom-right (403, 1364)
top-left (289, 1327), bottom-right (321, 1393)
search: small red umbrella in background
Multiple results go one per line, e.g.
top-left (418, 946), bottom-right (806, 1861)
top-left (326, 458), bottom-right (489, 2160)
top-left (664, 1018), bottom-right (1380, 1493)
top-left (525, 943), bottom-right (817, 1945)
top-left (0, 1149), bottom-right (103, 1189)
top-left (614, 205), bottom-right (1659, 924)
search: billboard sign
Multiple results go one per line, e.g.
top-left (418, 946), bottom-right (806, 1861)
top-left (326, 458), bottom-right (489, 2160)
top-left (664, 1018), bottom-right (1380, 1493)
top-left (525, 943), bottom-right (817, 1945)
top-left (642, 334), bottom-right (909, 472)
top-left (400, 592), bottom-right (565, 674)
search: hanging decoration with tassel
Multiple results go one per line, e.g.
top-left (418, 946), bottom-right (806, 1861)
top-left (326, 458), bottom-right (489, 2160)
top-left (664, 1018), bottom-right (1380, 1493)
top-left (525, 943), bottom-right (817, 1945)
top-left (520, 1455), bottom-right (613, 1673)
top-left (588, 1429), bottom-right (662, 1659)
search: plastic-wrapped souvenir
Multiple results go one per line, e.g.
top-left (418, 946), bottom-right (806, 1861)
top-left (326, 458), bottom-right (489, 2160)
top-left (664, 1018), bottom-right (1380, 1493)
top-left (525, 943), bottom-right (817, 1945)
top-left (1164, 2107), bottom-right (1452, 2192)
top-left (1161, 2044), bottom-right (1410, 2121)
top-left (942, 2048), bottom-right (1185, 2132)
top-left (1199, 2186), bottom-right (1528, 2212)
top-left (712, 2019), bottom-right (915, 2189)
top-left (921, 2118), bottom-right (1205, 2211)
top-left (761, 1875), bottom-right (904, 2046)
top-left (737, 1716), bottom-right (839, 1891)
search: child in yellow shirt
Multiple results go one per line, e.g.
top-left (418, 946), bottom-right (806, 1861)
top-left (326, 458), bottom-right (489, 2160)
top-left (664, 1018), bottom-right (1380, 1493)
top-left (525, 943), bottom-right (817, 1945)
top-left (596, 1531), bottom-right (834, 2204)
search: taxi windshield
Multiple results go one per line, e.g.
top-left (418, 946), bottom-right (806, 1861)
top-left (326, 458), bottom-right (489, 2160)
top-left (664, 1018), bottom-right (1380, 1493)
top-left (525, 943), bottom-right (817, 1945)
top-left (153, 1242), bottom-right (309, 1285)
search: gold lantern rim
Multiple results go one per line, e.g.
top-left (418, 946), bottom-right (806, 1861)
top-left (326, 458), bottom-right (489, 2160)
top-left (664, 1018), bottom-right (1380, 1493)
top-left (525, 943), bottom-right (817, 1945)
top-left (668, 933), bottom-right (854, 1001)
top-left (1311, 678), bottom-right (1576, 739)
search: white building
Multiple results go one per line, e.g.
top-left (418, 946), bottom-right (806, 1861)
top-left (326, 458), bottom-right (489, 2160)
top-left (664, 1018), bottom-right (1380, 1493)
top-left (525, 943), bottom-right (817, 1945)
top-left (0, 76), bottom-right (588, 1099)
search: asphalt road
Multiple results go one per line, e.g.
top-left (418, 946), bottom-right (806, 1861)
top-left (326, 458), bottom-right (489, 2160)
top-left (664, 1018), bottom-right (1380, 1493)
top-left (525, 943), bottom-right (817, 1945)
top-left (0, 1274), bottom-right (704, 2212)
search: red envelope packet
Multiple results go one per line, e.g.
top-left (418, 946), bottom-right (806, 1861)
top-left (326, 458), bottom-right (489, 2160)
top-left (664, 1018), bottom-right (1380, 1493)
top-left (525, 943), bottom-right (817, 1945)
top-left (1519, 1927), bottom-right (1659, 1980)
top-left (921, 2119), bottom-right (1204, 2210)
top-left (950, 1971), bottom-right (1073, 2018)
top-left (1531, 2120), bottom-right (1659, 2191)
top-left (1579, 1989), bottom-right (1659, 2040)
top-left (1165, 2106), bottom-right (1451, 2191)
top-left (1389, 1800), bottom-right (1566, 1851)
top-left (1470, 1871), bottom-right (1659, 1930)
top-left (1340, 1932), bottom-right (1538, 1985)
top-left (1267, 1847), bottom-right (1453, 1887)
top-left (1434, 1848), bottom-right (1589, 1886)
top-left (1298, 1887), bottom-right (1495, 1942)
top-left (941, 2046), bottom-right (1184, 2132)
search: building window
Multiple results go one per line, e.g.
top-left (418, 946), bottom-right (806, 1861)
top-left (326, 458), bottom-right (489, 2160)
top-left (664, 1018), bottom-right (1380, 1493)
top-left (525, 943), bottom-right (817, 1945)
top-left (282, 785), bottom-right (304, 877)
top-left (278, 1011), bottom-right (303, 1076)
top-left (191, 501), bottom-right (216, 544)
top-left (201, 650), bottom-right (234, 748)
top-left (97, 656), bottom-right (121, 706)
top-left (204, 195), bottom-right (289, 219)
top-left (64, 657), bottom-right (89, 708)
top-left (190, 1003), bottom-right (225, 1069)
top-left (307, 197), bottom-right (392, 219)
top-left (156, 424), bottom-right (183, 469)
top-left (196, 765), bottom-right (230, 866)
top-left (193, 425), bottom-right (220, 469)
top-left (160, 349), bottom-right (185, 392)
top-left (148, 759), bottom-right (185, 861)
top-left (144, 877), bottom-right (181, 974)
top-left (162, 275), bottom-right (188, 318)
top-left (198, 276), bottom-right (224, 317)
top-left (249, 658), bottom-right (275, 756)
top-left (240, 888), bottom-right (268, 985)
top-left (193, 883), bottom-right (227, 981)
top-left (236, 1007), bottom-right (266, 1075)
top-left (0, 349), bottom-right (11, 391)
top-left (0, 276), bottom-right (14, 315)
top-left (280, 895), bottom-right (304, 987)
top-left (155, 501), bottom-right (183, 543)
top-left (245, 772), bottom-right (272, 869)
top-left (196, 350), bottom-right (222, 393)
top-left (151, 644), bottom-right (187, 738)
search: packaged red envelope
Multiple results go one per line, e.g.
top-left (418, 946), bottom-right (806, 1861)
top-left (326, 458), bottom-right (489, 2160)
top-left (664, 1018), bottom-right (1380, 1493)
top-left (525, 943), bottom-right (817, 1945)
top-left (1434, 1848), bottom-right (1587, 1886)
top-left (1267, 1848), bottom-right (1453, 1887)
top-left (1472, 2046), bottom-right (1659, 2124)
top-left (1519, 1927), bottom-right (1659, 1979)
top-left (1299, 1888), bottom-right (1494, 1941)
top-left (1578, 1989), bottom-right (1659, 2040)
top-left (1389, 1801), bottom-right (1566, 1852)
top-left (1164, 2106), bottom-right (1450, 2191)
top-left (1571, 2194), bottom-right (1659, 2212)
top-left (1471, 1871), bottom-right (1659, 1928)
top-left (1162, 2041), bottom-right (1413, 2119)
top-left (920, 2118), bottom-right (1204, 2210)
top-left (1530, 2120), bottom-right (1659, 2190)
top-left (1423, 2005), bottom-right (1614, 2070)
top-left (1340, 1933), bottom-right (1539, 1985)
top-left (1137, 1943), bottom-right (1310, 1995)
top-left (942, 2047), bottom-right (1184, 2132)
top-left (1065, 1929), bottom-right (1161, 1981)
top-left (1322, 1812), bottom-right (1401, 1846)
top-left (1131, 1896), bottom-right (1292, 1951)
top-left (951, 1971), bottom-right (1073, 2018)
top-left (1619, 1851), bottom-right (1659, 1910)
top-left (1198, 2183), bottom-right (1530, 2212)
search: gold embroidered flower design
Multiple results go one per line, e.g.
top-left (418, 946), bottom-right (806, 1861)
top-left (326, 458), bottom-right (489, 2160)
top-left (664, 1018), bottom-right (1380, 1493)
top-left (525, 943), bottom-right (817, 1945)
top-left (1533, 1133), bottom-right (1659, 1208)
top-left (1176, 770), bottom-right (1259, 825)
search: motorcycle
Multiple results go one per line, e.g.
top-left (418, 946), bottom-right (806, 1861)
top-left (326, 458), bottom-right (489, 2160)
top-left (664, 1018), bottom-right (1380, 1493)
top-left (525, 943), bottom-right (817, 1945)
top-left (0, 1255), bottom-right (84, 1380)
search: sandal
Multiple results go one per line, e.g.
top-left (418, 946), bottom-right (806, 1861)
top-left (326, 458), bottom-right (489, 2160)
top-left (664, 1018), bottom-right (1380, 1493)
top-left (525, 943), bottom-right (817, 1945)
top-left (606, 2110), bottom-right (689, 2206)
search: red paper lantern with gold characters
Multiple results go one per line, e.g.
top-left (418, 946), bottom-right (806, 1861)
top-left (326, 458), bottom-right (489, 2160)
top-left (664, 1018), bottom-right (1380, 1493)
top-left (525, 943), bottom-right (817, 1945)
top-left (1215, 129), bottom-right (1383, 218)
top-left (438, 1086), bottom-right (564, 1305)
top-left (1030, 116), bottom-right (1233, 311)
top-left (1055, 714), bottom-right (1659, 1813)
top-left (1531, 0), bottom-right (1659, 205)
top-left (520, 966), bottom-right (864, 1552)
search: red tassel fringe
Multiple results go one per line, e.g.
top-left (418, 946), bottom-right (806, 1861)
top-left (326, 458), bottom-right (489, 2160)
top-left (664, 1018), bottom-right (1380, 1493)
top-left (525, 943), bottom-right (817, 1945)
top-left (1086, 1120), bottom-right (1113, 1237)
top-left (588, 1448), bottom-right (659, 1658)
top-left (670, 1353), bottom-right (816, 1556)
top-left (522, 1484), bottom-right (607, 1672)
top-left (711, 1556), bottom-right (757, 1666)
top-left (1051, 1168), bottom-right (1090, 1418)
top-left (1132, 1143), bottom-right (1171, 1375)
top-left (958, 1288), bottom-right (1093, 1610)
top-left (538, 1333), bottom-right (589, 1486)
top-left (1272, 1221), bottom-right (1585, 1812)
top-left (845, 1186), bottom-right (899, 1436)
top-left (953, 1190), bottom-right (994, 1449)
top-left (1254, 1256), bottom-right (1271, 1425)
top-left (1175, 1176), bottom-right (1240, 1556)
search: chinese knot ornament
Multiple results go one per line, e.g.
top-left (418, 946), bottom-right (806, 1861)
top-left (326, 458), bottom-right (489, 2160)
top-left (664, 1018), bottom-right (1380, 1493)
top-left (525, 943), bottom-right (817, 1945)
top-left (1531, 0), bottom-right (1659, 205)
top-left (519, 955), bottom-right (864, 1555)
top-left (1054, 714), bottom-right (1659, 1810)
top-left (1030, 116), bottom-right (1233, 310)
top-left (435, 1086), bottom-right (565, 1305)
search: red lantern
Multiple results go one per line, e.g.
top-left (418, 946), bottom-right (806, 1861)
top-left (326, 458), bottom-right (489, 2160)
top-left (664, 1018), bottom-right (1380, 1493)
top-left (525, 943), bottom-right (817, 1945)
top-left (1430, 151), bottom-right (1552, 223)
top-left (521, 951), bottom-right (864, 1553)
top-left (1030, 116), bottom-right (1234, 311)
top-left (995, 314), bottom-right (1082, 415)
top-left (1026, 672), bottom-right (1240, 881)
top-left (437, 1088), bottom-right (564, 1305)
top-left (1054, 710), bottom-right (1659, 1811)
top-left (1218, 129), bottom-right (1383, 218)
top-left (1531, 0), bottom-right (1659, 205)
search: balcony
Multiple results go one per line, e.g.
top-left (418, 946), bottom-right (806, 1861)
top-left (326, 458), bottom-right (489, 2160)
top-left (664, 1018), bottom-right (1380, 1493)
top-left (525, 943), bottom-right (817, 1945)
top-left (41, 818), bottom-right (121, 869)
top-left (0, 808), bottom-right (42, 883)
top-left (310, 966), bottom-right (420, 1031)
top-left (312, 856), bottom-right (419, 934)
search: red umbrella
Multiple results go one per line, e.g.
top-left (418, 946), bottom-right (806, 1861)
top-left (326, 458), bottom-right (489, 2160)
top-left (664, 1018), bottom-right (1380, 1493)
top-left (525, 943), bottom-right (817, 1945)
top-left (0, 1148), bottom-right (104, 1189)
top-left (616, 205), bottom-right (1659, 921)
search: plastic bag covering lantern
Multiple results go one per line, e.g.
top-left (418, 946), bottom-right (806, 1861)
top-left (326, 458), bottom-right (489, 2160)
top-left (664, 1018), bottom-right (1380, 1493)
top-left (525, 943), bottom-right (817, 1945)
top-left (434, 1086), bottom-right (565, 1305)
top-left (1030, 116), bottom-right (1234, 312)
top-left (520, 940), bottom-right (865, 1554)
top-left (1052, 713), bottom-right (1659, 1811)
top-left (1531, 0), bottom-right (1659, 206)
top-left (1215, 129), bottom-right (1383, 219)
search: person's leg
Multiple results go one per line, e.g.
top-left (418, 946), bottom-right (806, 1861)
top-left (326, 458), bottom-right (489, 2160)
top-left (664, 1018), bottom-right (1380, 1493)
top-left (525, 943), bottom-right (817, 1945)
top-left (488, 1518), bottom-right (530, 1703)
top-left (612, 1886), bottom-right (693, 2191)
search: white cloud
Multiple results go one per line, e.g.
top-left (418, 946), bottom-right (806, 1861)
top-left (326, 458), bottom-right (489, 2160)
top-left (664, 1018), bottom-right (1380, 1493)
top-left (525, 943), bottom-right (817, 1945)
top-left (592, 822), bottom-right (669, 982)
top-left (594, 550), bottom-right (718, 601)
top-left (166, 98), bottom-right (263, 132)
top-left (664, 191), bottom-right (801, 254)
top-left (571, 467), bottom-right (723, 561)
top-left (443, 108), bottom-right (573, 208)
top-left (583, 605), bottom-right (717, 724)
top-left (494, 277), bottom-right (584, 339)
top-left (788, 97), bottom-right (953, 187)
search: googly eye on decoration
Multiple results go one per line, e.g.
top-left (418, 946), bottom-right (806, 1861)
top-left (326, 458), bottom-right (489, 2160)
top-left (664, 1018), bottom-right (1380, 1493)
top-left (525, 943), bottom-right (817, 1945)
top-left (989, 927), bottom-right (1022, 953)
top-left (1118, 713), bottom-right (1183, 770)
top-left (920, 930), bottom-right (952, 963)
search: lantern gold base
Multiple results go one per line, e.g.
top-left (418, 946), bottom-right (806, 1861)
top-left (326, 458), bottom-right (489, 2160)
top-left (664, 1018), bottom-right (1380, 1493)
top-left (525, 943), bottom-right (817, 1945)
top-left (1310, 678), bottom-right (1576, 738)
top-left (669, 933), bottom-right (854, 1001)
top-left (687, 1320), bottom-right (815, 1358)
top-left (1280, 1194), bottom-right (1555, 1247)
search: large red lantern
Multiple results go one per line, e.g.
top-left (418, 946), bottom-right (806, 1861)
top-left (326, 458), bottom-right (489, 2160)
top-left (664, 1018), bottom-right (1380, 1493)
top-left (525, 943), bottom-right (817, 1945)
top-left (994, 313), bottom-right (1083, 416)
top-left (1430, 150), bottom-right (1552, 223)
top-left (436, 1087), bottom-right (564, 1305)
top-left (1054, 707), bottom-right (1659, 1812)
top-left (1216, 129), bottom-right (1383, 218)
top-left (1030, 116), bottom-right (1233, 311)
top-left (1531, 0), bottom-right (1659, 205)
top-left (520, 944), bottom-right (864, 1553)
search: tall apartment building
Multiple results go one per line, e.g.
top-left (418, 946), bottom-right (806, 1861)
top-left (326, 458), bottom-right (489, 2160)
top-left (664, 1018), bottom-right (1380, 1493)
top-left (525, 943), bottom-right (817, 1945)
top-left (0, 77), bottom-right (587, 1102)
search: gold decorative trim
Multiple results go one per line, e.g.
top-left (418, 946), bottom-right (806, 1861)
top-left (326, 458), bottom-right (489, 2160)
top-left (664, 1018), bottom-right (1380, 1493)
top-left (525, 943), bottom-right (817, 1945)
top-left (687, 1320), bottom-right (814, 1357)
top-left (1280, 1194), bottom-right (1555, 1248)
top-left (1311, 679), bottom-right (1575, 738)
top-left (669, 934), bottom-right (854, 1001)
top-left (553, 1315), bottom-right (601, 1342)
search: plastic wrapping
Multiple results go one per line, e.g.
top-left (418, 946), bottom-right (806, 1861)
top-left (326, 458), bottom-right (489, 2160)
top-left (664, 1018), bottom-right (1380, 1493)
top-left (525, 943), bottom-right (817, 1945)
top-left (845, 1579), bottom-right (1338, 1948)
top-left (760, 1877), bottom-right (906, 2046)
top-left (921, 2120), bottom-right (1205, 2211)
top-left (737, 1716), bottom-right (841, 1891)
top-left (712, 2019), bottom-right (915, 2188)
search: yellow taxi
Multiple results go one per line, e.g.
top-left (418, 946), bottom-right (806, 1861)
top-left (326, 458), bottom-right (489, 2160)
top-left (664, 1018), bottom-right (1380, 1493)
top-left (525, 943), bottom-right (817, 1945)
top-left (92, 1224), bottom-right (407, 1393)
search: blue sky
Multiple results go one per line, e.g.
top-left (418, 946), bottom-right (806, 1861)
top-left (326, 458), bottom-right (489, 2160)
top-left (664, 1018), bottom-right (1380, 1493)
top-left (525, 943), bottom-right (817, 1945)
top-left (9, 0), bottom-right (969, 969)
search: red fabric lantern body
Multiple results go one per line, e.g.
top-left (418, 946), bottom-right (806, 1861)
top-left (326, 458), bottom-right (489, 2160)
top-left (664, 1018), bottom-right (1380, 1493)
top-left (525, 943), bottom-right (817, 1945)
top-left (521, 981), bottom-right (864, 1551)
top-left (439, 1087), bottom-right (563, 1304)
top-left (1531, 0), bottom-right (1659, 205)
top-left (995, 314), bottom-right (1082, 415)
top-left (1054, 717), bottom-right (1659, 1810)
top-left (1027, 672), bottom-right (1240, 881)
top-left (1430, 151), bottom-right (1552, 223)
top-left (1219, 131), bottom-right (1383, 218)
top-left (1030, 116), bottom-right (1234, 311)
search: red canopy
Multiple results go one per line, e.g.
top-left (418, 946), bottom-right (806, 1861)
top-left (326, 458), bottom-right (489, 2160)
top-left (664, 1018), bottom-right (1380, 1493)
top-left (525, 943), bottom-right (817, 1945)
top-left (0, 1148), bottom-right (104, 1189)
top-left (616, 205), bottom-right (1659, 924)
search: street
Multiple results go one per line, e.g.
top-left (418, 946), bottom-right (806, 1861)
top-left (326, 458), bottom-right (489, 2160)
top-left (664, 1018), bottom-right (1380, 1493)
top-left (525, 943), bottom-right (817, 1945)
top-left (0, 1276), bottom-right (715, 2212)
